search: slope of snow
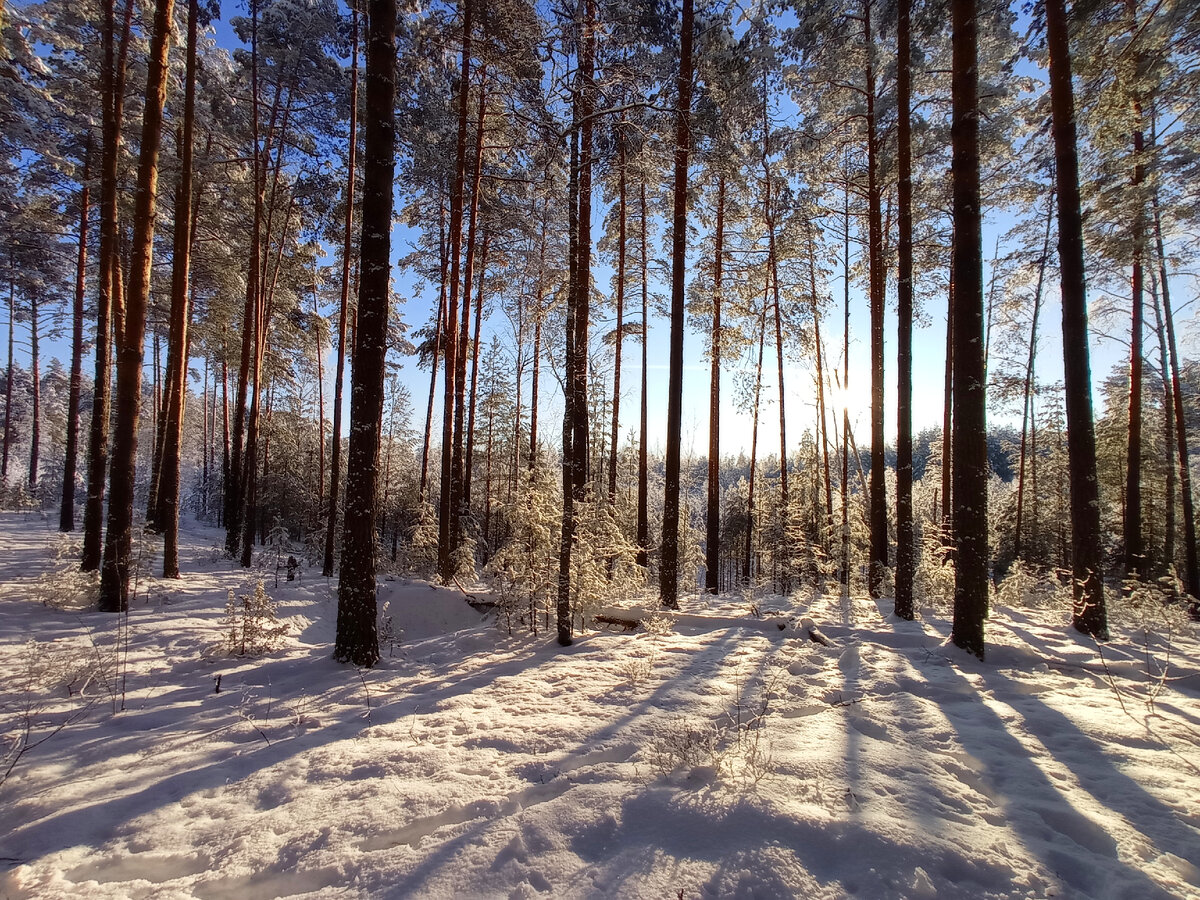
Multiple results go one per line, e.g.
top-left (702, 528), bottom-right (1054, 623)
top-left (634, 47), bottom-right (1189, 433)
top-left (1, 511), bottom-right (1198, 899)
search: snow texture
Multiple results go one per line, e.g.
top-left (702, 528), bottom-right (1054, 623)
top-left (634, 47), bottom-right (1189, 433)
top-left (1, 511), bottom-right (1198, 899)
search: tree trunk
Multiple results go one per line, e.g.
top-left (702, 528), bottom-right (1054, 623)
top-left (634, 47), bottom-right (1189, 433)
top-left (1150, 275), bottom-right (1175, 571)
top-left (27, 273), bottom-right (40, 493)
top-left (452, 68), bottom-right (488, 556)
top-left (438, 0), bottom-right (472, 583)
top-left (1015, 192), bottom-right (1053, 562)
top-left (323, 7), bottom-right (359, 577)
top-left (864, 0), bottom-right (887, 598)
top-left (894, 0), bottom-right (915, 620)
top-left (2, 282), bottom-right (11, 482)
top-left (1124, 125), bottom-right (1147, 577)
top-left (1046, 0), bottom-right (1108, 639)
top-left (942, 248), bottom-right (954, 531)
top-left (841, 167), bottom-right (851, 589)
top-left (1152, 187), bottom-right (1200, 606)
top-left (636, 180), bottom-right (649, 568)
top-left (660, 0), bottom-right (692, 610)
top-left (949, 0), bottom-right (988, 658)
top-left (608, 132), bottom-right (627, 505)
top-left (419, 198), bottom-right (446, 505)
top-left (61, 143), bottom-right (91, 531)
top-left (464, 232), bottom-right (489, 514)
top-left (705, 172), bottom-right (725, 594)
top-left (744, 300), bottom-right (768, 585)
top-left (98, 0), bottom-right (174, 611)
top-left (159, 0), bottom-right (199, 579)
top-left (81, 0), bottom-right (132, 570)
top-left (334, 0), bottom-right (396, 668)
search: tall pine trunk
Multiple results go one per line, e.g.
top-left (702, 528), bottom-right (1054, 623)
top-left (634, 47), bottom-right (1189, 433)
top-left (705, 173), bottom-right (725, 594)
top-left (159, 0), bottom-right (199, 579)
top-left (418, 199), bottom-right (446, 505)
top-left (949, 0), bottom-right (988, 658)
top-left (98, 0), bottom-right (174, 611)
top-left (1015, 192), bottom-right (1053, 562)
top-left (334, 0), bottom-right (395, 667)
top-left (1152, 182), bottom-right (1200, 606)
top-left (660, 0), bottom-right (692, 610)
top-left (82, 0), bottom-right (132, 571)
top-left (608, 133), bottom-right (627, 505)
top-left (636, 181), bottom-right (649, 568)
top-left (1046, 0), bottom-right (1109, 639)
top-left (323, 5), bottom-right (359, 578)
top-left (438, 0), bottom-right (473, 583)
top-left (61, 144), bottom-right (91, 531)
top-left (864, 0), bottom-right (887, 598)
top-left (894, 0), bottom-right (915, 619)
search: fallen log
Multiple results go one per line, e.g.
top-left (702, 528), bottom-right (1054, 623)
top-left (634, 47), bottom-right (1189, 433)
top-left (594, 614), bottom-right (641, 631)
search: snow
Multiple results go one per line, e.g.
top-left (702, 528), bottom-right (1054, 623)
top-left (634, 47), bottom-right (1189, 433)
top-left (1, 511), bottom-right (1198, 899)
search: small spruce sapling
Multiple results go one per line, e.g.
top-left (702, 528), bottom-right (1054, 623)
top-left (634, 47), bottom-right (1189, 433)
top-left (221, 581), bottom-right (289, 655)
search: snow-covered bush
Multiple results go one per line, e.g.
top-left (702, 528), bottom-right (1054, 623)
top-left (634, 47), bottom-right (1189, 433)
top-left (220, 582), bottom-right (289, 656)
top-left (915, 531), bottom-right (955, 613)
top-left (30, 567), bottom-right (99, 610)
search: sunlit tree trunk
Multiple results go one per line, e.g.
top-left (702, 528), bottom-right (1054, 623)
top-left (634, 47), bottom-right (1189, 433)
top-left (98, 0), bottom-right (174, 611)
top-left (949, 0), bottom-right (988, 658)
top-left (323, 5), bottom-right (359, 578)
top-left (1046, 0), bottom-right (1108, 639)
top-left (894, 0), bottom-right (915, 619)
top-left (660, 0), bottom-right (692, 610)
top-left (82, 0), bottom-right (133, 571)
top-left (159, 0), bottom-right (200, 579)
top-left (705, 173), bottom-right (725, 594)
top-left (60, 143), bottom-right (91, 531)
top-left (864, 0), bottom-right (887, 598)
top-left (438, 0), bottom-right (472, 583)
top-left (334, 0), bottom-right (396, 667)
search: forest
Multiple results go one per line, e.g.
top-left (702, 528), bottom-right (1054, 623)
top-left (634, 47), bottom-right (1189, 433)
top-left (2, 0), bottom-right (1200, 895)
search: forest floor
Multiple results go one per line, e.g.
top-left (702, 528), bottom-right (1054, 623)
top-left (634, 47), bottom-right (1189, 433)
top-left (1, 511), bottom-right (1199, 899)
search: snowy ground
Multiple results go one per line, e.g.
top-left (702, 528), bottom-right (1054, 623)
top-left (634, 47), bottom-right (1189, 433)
top-left (1, 511), bottom-right (1198, 900)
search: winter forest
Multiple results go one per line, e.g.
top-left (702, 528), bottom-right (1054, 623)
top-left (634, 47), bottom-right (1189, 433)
top-left (2, 0), bottom-right (1200, 896)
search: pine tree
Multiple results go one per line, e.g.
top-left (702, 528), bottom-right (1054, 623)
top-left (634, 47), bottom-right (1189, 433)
top-left (334, 0), bottom-right (396, 667)
top-left (659, 0), bottom-right (693, 611)
top-left (98, 0), bottom-right (175, 611)
top-left (949, 0), bottom-right (988, 658)
top-left (1045, 0), bottom-right (1109, 640)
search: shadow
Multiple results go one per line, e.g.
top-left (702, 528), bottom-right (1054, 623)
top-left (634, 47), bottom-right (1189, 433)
top-left (934, 658), bottom-right (1184, 898)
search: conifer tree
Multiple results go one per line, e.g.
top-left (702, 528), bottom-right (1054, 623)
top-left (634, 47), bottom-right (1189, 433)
top-left (335, 0), bottom-right (396, 667)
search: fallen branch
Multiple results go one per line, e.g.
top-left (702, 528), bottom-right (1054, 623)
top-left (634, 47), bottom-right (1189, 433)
top-left (800, 617), bottom-right (836, 647)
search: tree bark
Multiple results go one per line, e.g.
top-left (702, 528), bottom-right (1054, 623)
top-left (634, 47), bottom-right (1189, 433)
top-left (1124, 125), bottom-right (1146, 577)
top-left (438, 0), bottom-right (472, 583)
top-left (1015, 192), bottom-right (1053, 562)
top-left (323, 5), bottom-right (359, 578)
top-left (949, 0), bottom-right (988, 658)
top-left (159, 0), bottom-right (200, 579)
top-left (608, 132), bottom-right (627, 505)
top-left (894, 0), bottom-right (915, 620)
top-left (1046, 0), bottom-right (1109, 639)
top-left (61, 143), bottom-right (91, 531)
top-left (82, 0), bottom-right (132, 571)
top-left (636, 180), bottom-right (649, 568)
top-left (418, 198), bottom-right (446, 505)
top-left (705, 172), bottom-right (725, 593)
top-left (452, 67), bottom-right (488, 554)
top-left (1152, 184), bottom-right (1199, 606)
top-left (659, 0), bottom-right (692, 610)
top-left (98, 0), bottom-right (174, 611)
top-left (464, 232), bottom-right (489, 514)
top-left (864, 0), bottom-right (887, 598)
top-left (334, 0), bottom-right (396, 668)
